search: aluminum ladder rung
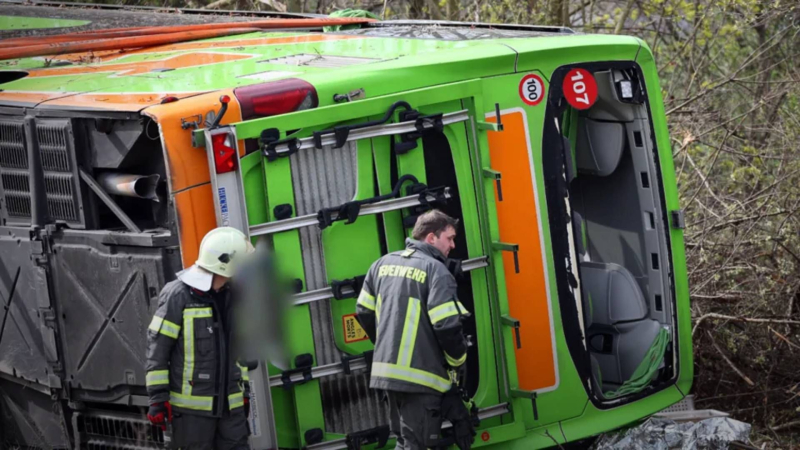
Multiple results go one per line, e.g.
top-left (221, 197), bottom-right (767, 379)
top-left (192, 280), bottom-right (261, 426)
top-left (267, 110), bottom-right (470, 156)
top-left (293, 256), bottom-right (490, 306)
top-left (249, 188), bottom-right (451, 237)
top-left (269, 357), bottom-right (368, 387)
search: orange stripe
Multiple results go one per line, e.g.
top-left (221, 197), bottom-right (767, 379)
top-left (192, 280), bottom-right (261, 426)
top-left (23, 34), bottom-right (361, 64)
top-left (26, 52), bottom-right (252, 78)
top-left (0, 18), bottom-right (373, 48)
top-left (124, 33), bottom-right (361, 54)
top-left (0, 92), bottom-right (62, 105)
top-left (45, 92), bottom-right (203, 110)
top-left (488, 110), bottom-right (557, 392)
top-left (0, 27), bottom-right (261, 60)
top-left (0, 91), bottom-right (204, 111)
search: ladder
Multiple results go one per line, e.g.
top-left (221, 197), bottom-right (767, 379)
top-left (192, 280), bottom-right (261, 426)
top-left (202, 103), bottom-right (490, 449)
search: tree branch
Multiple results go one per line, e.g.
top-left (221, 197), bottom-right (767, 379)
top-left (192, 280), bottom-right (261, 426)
top-left (694, 313), bottom-right (800, 337)
top-left (707, 331), bottom-right (755, 387)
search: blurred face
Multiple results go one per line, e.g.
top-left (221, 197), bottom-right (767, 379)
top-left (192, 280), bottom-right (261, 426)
top-left (212, 274), bottom-right (230, 292)
top-left (426, 226), bottom-right (457, 258)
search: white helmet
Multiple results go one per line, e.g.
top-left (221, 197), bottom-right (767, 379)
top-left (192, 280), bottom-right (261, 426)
top-left (177, 227), bottom-right (254, 291)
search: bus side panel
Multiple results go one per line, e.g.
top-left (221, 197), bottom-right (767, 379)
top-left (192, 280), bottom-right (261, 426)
top-left (479, 73), bottom-right (588, 429)
top-left (636, 42), bottom-right (693, 395)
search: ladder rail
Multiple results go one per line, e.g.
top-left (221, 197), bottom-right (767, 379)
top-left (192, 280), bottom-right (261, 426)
top-left (264, 109), bottom-right (470, 157)
top-left (204, 126), bottom-right (272, 448)
top-left (249, 187), bottom-right (451, 237)
top-left (204, 127), bottom-right (250, 236)
top-left (292, 256), bottom-right (489, 306)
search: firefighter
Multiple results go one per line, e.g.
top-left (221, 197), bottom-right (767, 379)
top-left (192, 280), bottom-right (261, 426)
top-left (145, 227), bottom-right (254, 449)
top-left (356, 210), bottom-right (469, 450)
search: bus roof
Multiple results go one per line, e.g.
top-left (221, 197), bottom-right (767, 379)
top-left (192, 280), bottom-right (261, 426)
top-left (0, 21), bottom-right (641, 112)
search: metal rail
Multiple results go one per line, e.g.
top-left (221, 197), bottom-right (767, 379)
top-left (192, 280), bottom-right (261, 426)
top-left (292, 256), bottom-right (490, 306)
top-left (264, 110), bottom-right (470, 156)
top-left (249, 188), bottom-right (451, 237)
top-left (269, 357), bottom-right (368, 388)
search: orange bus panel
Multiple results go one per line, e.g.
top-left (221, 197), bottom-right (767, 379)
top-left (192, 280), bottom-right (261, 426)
top-left (145, 89), bottom-right (243, 268)
top-left (172, 183), bottom-right (218, 269)
top-left (487, 109), bottom-right (558, 392)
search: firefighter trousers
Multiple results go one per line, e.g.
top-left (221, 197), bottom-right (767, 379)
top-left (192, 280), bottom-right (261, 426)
top-left (170, 408), bottom-right (250, 450)
top-left (386, 391), bottom-right (443, 450)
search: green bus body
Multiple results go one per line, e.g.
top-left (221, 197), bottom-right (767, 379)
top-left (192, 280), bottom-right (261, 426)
top-left (0, 22), bottom-right (691, 449)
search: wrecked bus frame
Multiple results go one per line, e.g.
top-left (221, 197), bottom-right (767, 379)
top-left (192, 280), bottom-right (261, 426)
top-left (0, 14), bottom-right (691, 449)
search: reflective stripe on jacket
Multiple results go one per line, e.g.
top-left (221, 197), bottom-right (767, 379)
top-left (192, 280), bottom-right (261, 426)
top-left (145, 279), bottom-right (248, 417)
top-left (356, 239), bottom-right (468, 395)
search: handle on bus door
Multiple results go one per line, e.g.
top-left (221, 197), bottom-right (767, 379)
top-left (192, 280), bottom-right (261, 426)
top-left (476, 103), bottom-right (505, 132)
top-left (511, 389), bottom-right (539, 421)
top-left (483, 168), bottom-right (503, 201)
top-left (493, 242), bottom-right (520, 273)
top-left (501, 315), bottom-right (521, 349)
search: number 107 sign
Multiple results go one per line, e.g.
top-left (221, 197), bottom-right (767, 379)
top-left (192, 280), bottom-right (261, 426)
top-left (519, 74), bottom-right (545, 106)
top-left (563, 68), bottom-right (598, 110)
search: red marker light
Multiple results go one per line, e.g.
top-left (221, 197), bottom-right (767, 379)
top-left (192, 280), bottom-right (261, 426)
top-left (481, 431), bottom-right (490, 442)
top-left (234, 79), bottom-right (318, 120)
top-left (160, 96), bottom-right (179, 104)
top-left (211, 133), bottom-right (236, 174)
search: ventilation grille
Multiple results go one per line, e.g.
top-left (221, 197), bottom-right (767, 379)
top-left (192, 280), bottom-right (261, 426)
top-left (76, 411), bottom-right (162, 450)
top-left (259, 53), bottom-right (379, 68)
top-left (0, 121), bottom-right (27, 168)
top-left (0, 119), bottom-right (31, 218)
top-left (290, 141), bottom-right (389, 434)
top-left (1, 171), bottom-right (31, 217)
top-left (38, 121), bottom-right (79, 223)
top-left (39, 124), bottom-right (72, 172)
top-left (0, 117), bottom-right (84, 226)
top-left (659, 394), bottom-right (696, 413)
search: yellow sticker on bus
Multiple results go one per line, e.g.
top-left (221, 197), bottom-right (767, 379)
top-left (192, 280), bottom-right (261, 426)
top-left (343, 314), bottom-right (368, 344)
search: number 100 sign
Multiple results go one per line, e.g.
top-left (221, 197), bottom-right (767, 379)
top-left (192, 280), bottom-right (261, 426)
top-left (519, 74), bottom-right (545, 106)
top-left (563, 68), bottom-right (598, 110)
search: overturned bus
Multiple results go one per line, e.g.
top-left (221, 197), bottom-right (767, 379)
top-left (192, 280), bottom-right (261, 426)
top-left (0, 15), bottom-right (691, 449)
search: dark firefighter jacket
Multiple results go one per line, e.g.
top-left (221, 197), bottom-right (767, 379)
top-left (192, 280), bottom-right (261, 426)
top-left (356, 238), bottom-right (469, 395)
top-left (145, 279), bottom-right (249, 417)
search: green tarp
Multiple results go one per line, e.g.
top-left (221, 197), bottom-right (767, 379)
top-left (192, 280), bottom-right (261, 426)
top-left (603, 327), bottom-right (671, 399)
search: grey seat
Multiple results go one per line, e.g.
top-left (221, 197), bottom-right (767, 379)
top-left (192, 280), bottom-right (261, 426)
top-left (575, 119), bottom-right (625, 177)
top-left (579, 261), bottom-right (662, 391)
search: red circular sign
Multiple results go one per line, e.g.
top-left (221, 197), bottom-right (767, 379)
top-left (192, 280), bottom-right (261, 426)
top-left (563, 68), bottom-right (598, 110)
top-left (518, 74), bottom-right (545, 106)
top-left (481, 431), bottom-right (491, 442)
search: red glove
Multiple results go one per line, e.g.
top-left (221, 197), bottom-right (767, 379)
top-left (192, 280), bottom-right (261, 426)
top-left (147, 401), bottom-right (173, 431)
